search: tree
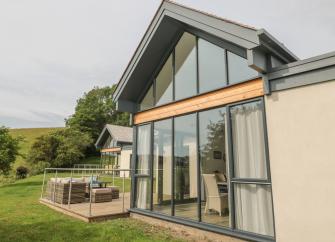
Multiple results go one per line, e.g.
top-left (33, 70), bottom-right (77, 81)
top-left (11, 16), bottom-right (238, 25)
top-left (0, 127), bottom-right (22, 174)
top-left (66, 85), bottom-right (130, 142)
top-left (28, 128), bottom-right (92, 170)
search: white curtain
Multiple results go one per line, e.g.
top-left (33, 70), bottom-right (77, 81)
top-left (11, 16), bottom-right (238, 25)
top-left (137, 124), bottom-right (150, 175)
top-left (231, 102), bottom-right (267, 178)
top-left (231, 102), bottom-right (274, 236)
top-left (136, 125), bottom-right (151, 209)
top-left (234, 184), bottom-right (274, 236)
top-left (136, 178), bottom-right (149, 209)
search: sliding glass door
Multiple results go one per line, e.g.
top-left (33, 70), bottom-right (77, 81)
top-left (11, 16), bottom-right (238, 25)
top-left (174, 114), bottom-right (198, 220)
top-left (133, 98), bottom-right (274, 239)
top-left (199, 107), bottom-right (229, 227)
top-left (152, 119), bottom-right (172, 215)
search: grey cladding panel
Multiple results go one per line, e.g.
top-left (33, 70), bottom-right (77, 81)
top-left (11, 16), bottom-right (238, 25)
top-left (270, 65), bottom-right (335, 91)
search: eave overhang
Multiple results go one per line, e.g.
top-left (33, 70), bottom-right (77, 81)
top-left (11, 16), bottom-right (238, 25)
top-left (113, 0), bottom-right (298, 112)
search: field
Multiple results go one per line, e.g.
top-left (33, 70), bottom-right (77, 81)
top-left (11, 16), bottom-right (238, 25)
top-left (0, 174), bottom-right (184, 242)
top-left (9, 127), bottom-right (63, 168)
top-left (9, 127), bottom-right (101, 169)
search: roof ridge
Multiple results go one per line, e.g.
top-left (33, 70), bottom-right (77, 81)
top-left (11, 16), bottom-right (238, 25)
top-left (165, 0), bottom-right (258, 30)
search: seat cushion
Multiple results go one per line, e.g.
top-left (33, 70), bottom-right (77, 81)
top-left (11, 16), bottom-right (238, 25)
top-left (92, 188), bottom-right (112, 194)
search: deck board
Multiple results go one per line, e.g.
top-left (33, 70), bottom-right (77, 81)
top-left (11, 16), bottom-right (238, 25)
top-left (40, 192), bottom-right (130, 222)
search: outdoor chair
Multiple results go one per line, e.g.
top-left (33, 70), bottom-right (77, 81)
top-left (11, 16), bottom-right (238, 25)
top-left (46, 178), bottom-right (86, 204)
top-left (91, 186), bottom-right (120, 203)
top-left (202, 174), bottom-right (228, 216)
top-left (91, 188), bottom-right (113, 203)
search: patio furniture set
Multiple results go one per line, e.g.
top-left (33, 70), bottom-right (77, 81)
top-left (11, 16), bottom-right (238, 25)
top-left (46, 176), bottom-right (119, 204)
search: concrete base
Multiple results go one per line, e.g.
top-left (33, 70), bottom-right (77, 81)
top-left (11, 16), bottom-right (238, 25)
top-left (130, 213), bottom-right (245, 242)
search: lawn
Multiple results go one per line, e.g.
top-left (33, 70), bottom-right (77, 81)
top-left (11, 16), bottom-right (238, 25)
top-left (0, 175), bottom-right (184, 242)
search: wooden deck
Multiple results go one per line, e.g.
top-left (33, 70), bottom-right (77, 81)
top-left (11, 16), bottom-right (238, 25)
top-left (40, 192), bottom-right (130, 222)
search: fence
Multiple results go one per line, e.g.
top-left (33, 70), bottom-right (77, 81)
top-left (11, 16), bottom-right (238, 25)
top-left (40, 168), bottom-right (132, 220)
top-left (72, 164), bottom-right (102, 175)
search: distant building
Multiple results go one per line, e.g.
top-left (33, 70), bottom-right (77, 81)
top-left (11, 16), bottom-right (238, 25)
top-left (95, 124), bottom-right (132, 177)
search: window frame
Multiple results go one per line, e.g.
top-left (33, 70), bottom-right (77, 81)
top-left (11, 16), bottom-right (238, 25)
top-left (226, 98), bottom-right (275, 237)
top-left (132, 97), bottom-right (276, 242)
top-left (133, 123), bottom-right (153, 210)
top-left (137, 31), bottom-right (260, 112)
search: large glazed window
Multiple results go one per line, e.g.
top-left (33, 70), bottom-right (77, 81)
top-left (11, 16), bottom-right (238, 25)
top-left (230, 100), bottom-right (274, 236)
top-left (133, 99), bottom-right (274, 239)
top-left (199, 107), bottom-right (229, 227)
top-left (138, 33), bottom-right (259, 111)
top-left (174, 113), bottom-right (198, 220)
top-left (140, 85), bottom-right (154, 111)
top-left (155, 54), bottom-right (173, 106)
top-left (174, 32), bottom-right (197, 100)
top-left (153, 119), bottom-right (172, 215)
top-left (198, 39), bottom-right (227, 93)
top-left (234, 184), bottom-right (274, 236)
top-left (136, 124), bottom-right (151, 175)
top-left (230, 101), bottom-right (267, 179)
top-left (135, 177), bottom-right (151, 210)
top-left (135, 124), bottom-right (151, 209)
top-left (228, 51), bottom-right (258, 84)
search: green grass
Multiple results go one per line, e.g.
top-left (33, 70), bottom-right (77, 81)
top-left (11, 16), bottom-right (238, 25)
top-left (80, 155), bottom-right (101, 165)
top-left (9, 127), bottom-right (63, 169)
top-left (0, 175), bottom-right (184, 242)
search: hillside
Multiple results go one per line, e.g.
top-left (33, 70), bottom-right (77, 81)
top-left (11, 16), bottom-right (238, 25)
top-left (9, 127), bottom-right (101, 171)
top-left (9, 127), bottom-right (63, 168)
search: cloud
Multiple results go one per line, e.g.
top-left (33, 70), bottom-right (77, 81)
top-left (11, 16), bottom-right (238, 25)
top-left (0, 0), bottom-right (334, 128)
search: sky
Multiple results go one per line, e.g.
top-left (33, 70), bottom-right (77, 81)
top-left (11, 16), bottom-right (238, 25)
top-left (0, 0), bottom-right (334, 128)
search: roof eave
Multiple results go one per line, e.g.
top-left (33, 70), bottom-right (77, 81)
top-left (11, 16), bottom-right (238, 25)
top-left (257, 29), bottom-right (299, 63)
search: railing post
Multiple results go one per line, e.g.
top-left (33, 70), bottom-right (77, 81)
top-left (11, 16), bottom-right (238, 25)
top-left (68, 170), bottom-right (73, 208)
top-left (112, 169), bottom-right (115, 186)
top-left (53, 170), bottom-right (58, 203)
top-left (40, 169), bottom-right (47, 199)
top-left (122, 171), bottom-right (125, 212)
top-left (89, 174), bottom-right (93, 217)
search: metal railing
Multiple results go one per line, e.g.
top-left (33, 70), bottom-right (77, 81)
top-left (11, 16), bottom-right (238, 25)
top-left (72, 164), bottom-right (103, 175)
top-left (40, 168), bottom-right (132, 218)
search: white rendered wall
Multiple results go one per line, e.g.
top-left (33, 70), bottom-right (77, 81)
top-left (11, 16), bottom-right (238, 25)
top-left (265, 81), bottom-right (335, 242)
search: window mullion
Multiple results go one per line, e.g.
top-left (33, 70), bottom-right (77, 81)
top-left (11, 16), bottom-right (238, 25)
top-left (171, 117), bottom-right (175, 216)
top-left (150, 122), bottom-right (154, 211)
top-left (226, 105), bottom-right (236, 229)
top-left (196, 36), bottom-right (199, 94)
top-left (196, 112), bottom-right (201, 222)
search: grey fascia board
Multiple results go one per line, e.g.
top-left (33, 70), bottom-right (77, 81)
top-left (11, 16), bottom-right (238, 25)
top-left (269, 53), bottom-right (335, 80)
top-left (113, 1), bottom-right (260, 102)
top-left (164, 10), bottom-right (258, 49)
top-left (270, 51), bottom-right (335, 73)
top-left (270, 65), bottom-right (335, 91)
top-left (164, 2), bottom-right (259, 45)
top-left (113, 7), bottom-right (166, 102)
top-left (257, 29), bottom-right (299, 62)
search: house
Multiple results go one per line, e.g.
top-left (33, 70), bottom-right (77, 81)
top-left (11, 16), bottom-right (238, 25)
top-left (95, 124), bottom-right (132, 177)
top-left (112, 1), bottom-right (335, 241)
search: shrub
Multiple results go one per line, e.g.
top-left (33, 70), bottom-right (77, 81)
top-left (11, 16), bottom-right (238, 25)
top-left (28, 128), bottom-right (92, 172)
top-left (0, 126), bottom-right (22, 175)
top-left (16, 166), bottom-right (29, 179)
